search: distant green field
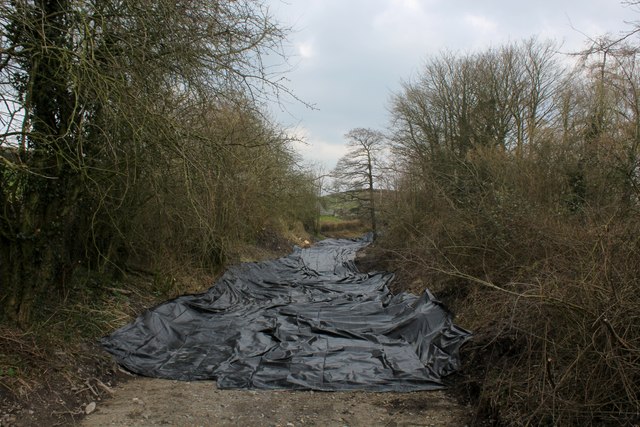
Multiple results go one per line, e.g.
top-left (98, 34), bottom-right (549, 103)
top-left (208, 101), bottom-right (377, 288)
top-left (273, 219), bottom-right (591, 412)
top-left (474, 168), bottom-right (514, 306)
top-left (318, 219), bottom-right (366, 238)
top-left (320, 192), bottom-right (362, 219)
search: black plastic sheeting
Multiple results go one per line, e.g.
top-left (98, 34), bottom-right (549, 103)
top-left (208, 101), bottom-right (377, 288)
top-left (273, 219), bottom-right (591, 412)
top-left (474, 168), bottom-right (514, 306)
top-left (102, 235), bottom-right (471, 391)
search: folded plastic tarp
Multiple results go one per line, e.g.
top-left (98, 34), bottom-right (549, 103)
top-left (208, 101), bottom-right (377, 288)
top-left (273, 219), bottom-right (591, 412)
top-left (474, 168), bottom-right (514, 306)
top-left (102, 235), bottom-right (471, 391)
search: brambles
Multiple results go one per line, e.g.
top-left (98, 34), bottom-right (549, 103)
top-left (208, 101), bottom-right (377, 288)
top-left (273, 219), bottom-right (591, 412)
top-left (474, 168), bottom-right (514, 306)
top-left (0, 0), bottom-right (314, 326)
top-left (381, 38), bottom-right (640, 425)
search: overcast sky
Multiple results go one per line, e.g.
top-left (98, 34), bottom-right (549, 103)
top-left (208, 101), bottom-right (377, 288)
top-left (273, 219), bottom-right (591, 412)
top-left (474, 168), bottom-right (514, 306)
top-left (264, 0), bottom-right (636, 170)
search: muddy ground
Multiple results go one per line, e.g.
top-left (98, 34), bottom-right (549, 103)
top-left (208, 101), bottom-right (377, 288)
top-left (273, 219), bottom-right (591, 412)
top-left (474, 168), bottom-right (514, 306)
top-left (81, 376), bottom-right (471, 427)
top-left (79, 244), bottom-right (472, 427)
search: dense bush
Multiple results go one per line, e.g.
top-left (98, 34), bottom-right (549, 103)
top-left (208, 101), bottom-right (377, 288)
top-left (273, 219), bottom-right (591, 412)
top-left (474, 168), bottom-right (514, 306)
top-left (381, 38), bottom-right (640, 425)
top-left (0, 0), bottom-right (316, 325)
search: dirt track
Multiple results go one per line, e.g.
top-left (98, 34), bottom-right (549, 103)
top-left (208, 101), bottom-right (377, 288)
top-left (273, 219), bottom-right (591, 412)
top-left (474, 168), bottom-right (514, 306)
top-left (81, 377), bottom-right (470, 426)
top-left (81, 241), bottom-right (471, 426)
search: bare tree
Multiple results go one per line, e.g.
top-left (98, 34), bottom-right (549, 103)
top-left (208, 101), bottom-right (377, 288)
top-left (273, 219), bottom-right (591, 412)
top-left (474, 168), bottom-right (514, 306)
top-left (332, 128), bottom-right (386, 235)
top-left (0, 0), bottom-right (294, 325)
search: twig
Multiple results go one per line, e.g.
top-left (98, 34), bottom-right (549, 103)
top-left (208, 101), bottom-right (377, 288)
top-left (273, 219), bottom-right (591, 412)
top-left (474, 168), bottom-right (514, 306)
top-left (105, 287), bottom-right (133, 295)
top-left (94, 378), bottom-right (115, 395)
top-left (85, 379), bottom-right (98, 396)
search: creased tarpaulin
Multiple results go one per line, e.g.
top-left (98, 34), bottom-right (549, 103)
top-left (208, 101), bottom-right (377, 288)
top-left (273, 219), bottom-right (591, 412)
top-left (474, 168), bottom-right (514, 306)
top-left (102, 235), bottom-right (471, 391)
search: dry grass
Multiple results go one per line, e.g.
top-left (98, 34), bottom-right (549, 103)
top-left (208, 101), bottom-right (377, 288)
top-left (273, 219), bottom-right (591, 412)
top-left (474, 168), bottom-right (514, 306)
top-left (383, 214), bottom-right (640, 425)
top-left (0, 226), bottom-right (302, 420)
top-left (0, 271), bottom-right (166, 423)
top-left (379, 145), bottom-right (640, 426)
top-left (319, 218), bottom-right (368, 239)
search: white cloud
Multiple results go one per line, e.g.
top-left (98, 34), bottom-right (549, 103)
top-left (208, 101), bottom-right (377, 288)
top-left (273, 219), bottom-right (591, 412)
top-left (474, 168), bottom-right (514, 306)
top-left (296, 40), bottom-right (315, 59)
top-left (372, 0), bottom-right (436, 47)
top-left (464, 14), bottom-right (497, 34)
top-left (394, 0), bottom-right (423, 13)
top-left (287, 126), bottom-right (349, 169)
top-left (266, 0), bottom-right (632, 176)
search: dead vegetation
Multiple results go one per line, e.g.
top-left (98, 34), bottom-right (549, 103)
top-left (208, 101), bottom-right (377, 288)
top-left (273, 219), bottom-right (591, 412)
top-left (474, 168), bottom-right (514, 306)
top-left (319, 218), bottom-right (366, 236)
top-left (0, 230), bottom-right (305, 426)
top-left (382, 216), bottom-right (640, 425)
top-left (377, 37), bottom-right (640, 425)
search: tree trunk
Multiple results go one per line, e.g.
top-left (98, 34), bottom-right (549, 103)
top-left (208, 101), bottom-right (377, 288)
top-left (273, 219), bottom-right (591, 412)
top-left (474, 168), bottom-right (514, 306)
top-left (0, 171), bottom-right (79, 326)
top-left (1, 239), bottom-right (59, 326)
top-left (367, 153), bottom-right (377, 237)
